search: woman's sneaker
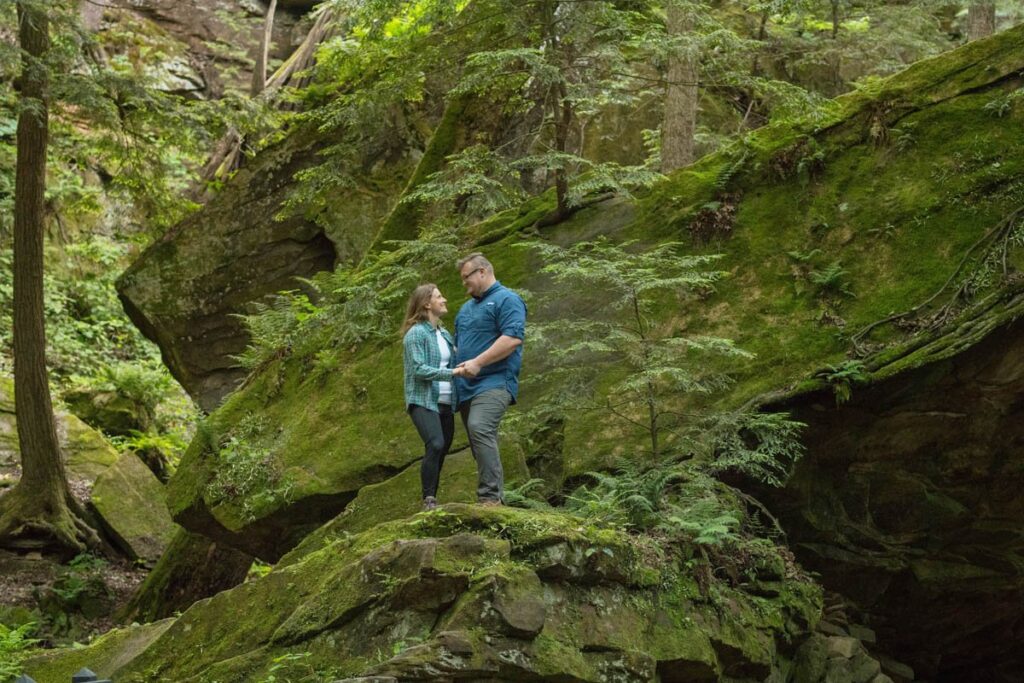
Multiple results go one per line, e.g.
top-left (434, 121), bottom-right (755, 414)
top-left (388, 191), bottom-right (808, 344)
top-left (422, 496), bottom-right (438, 511)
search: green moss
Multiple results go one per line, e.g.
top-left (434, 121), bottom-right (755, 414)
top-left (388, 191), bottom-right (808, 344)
top-left (90, 452), bottom-right (176, 564)
top-left (24, 620), bottom-right (174, 682)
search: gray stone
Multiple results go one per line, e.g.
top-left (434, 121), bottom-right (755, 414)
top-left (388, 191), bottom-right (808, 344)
top-left (847, 623), bottom-right (876, 643)
top-left (825, 636), bottom-right (862, 660)
top-left (817, 619), bottom-right (849, 637)
top-left (848, 650), bottom-right (882, 683)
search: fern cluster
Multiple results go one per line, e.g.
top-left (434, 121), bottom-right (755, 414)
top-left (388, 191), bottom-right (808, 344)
top-left (0, 621), bottom-right (37, 680)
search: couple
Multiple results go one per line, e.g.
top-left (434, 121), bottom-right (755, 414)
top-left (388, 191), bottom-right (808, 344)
top-left (400, 253), bottom-right (526, 511)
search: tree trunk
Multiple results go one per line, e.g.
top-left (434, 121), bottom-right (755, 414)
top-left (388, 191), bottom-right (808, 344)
top-left (251, 0), bottom-right (278, 97)
top-left (967, 2), bottom-right (996, 41)
top-left (750, 9), bottom-right (768, 78)
top-left (553, 82), bottom-right (572, 220)
top-left (0, 2), bottom-right (98, 558)
top-left (119, 528), bottom-right (253, 623)
top-left (661, 2), bottom-right (698, 173)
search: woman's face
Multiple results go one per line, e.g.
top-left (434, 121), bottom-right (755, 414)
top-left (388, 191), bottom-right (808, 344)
top-left (426, 287), bottom-right (448, 317)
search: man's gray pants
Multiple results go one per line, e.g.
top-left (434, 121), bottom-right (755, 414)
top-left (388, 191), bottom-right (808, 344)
top-left (460, 388), bottom-right (511, 502)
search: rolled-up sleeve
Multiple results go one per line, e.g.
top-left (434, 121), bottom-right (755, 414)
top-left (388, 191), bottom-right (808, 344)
top-left (498, 294), bottom-right (527, 340)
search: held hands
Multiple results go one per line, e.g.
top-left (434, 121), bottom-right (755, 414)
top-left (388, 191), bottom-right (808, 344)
top-left (454, 359), bottom-right (482, 378)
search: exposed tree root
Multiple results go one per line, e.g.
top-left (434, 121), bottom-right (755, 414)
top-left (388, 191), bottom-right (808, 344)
top-left (0, 483), bottom-right (107, 560)
top-left (851, 205), bottom-right (1024, 355)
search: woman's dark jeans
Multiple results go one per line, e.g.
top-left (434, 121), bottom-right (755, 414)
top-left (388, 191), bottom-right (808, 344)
top-left (409, 403), bottom-right (454, 499)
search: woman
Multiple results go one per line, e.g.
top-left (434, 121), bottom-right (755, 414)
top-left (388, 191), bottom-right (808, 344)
top-left (402, 283), bottom-right (464, 511)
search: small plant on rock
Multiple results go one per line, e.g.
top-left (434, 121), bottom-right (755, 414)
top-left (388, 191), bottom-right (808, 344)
top-left (817, 359), bottom-right (869, 405)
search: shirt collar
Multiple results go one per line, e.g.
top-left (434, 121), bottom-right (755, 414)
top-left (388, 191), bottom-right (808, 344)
top-left (474, 281), bottom-right (502, 302)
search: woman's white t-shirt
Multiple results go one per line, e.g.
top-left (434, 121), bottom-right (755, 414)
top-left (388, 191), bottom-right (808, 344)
top-left (436, 328), bottom-right (452, 405)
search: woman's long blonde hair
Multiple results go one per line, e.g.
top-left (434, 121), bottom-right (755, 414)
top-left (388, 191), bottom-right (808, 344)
top-left (400, 283), bottom-right (438, 336)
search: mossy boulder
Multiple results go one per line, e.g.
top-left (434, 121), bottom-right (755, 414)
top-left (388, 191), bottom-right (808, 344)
top-left (116, 127), bottom-right (414, 411)
top-left (0, 376), bottom-right (119, 484)
top-left (25, 504), bottom-right (825, 683)
top-left (90, 453), bottom-right (177, 566)
top-left (62, 388), bottom-right (153, 437)
top-left (1, 377), bottom-right (176, 565)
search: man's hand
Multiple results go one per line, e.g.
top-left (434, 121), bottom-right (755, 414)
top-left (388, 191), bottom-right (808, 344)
top-left (460, 359), bottom-right (482, 377)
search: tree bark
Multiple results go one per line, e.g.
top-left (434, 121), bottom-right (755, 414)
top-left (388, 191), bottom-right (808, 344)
top-left (119, 528), bottom-right (253, 623)
top-left (552, 81), bottom-right (572, 220)
top-left (0, 2), bottom-right (99, 558)
top-left (251, 0), bottom-right (278, 97)
top-left (967, 2), bottom-right (996, 41)
top-left (661, 1), bottom-right (698, 173)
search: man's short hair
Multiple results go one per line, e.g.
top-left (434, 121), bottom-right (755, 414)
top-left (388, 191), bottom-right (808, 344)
top-left (457, 252), bottom-right (493, 274)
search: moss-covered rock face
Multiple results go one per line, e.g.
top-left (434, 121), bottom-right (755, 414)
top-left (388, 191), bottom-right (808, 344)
top-left (2, 377), bottom-right (176, 565)
top-left (26, 504), bottom-right (826, 683)
top-left (90, 1), bottom-right (316, 99)
top-left (116, 126), bottom-right (415, 410)
top-left (164, 351), bottom-right (531, 560)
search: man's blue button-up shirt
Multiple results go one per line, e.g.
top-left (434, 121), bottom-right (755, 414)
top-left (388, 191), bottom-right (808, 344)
top-left (454, 281), bottom-right (527, 407)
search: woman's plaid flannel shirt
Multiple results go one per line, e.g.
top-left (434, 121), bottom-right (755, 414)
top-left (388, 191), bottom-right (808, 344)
top-left (402, 321), bottom-right (458, 411)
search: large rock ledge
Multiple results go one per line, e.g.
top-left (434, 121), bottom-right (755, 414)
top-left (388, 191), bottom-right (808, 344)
top-left (27, 505), bottom-right (833, 683)
top-left (758, 312), bottom-right (1024, 682)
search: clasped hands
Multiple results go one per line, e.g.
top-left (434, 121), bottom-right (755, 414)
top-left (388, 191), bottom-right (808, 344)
top-left (452, 358), bottom-right (482, 378)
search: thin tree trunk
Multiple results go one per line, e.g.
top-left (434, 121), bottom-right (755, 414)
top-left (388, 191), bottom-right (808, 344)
top-left (751, 9), bottom-right (768, 78)
top-left (0, 2), bottom-right (98, 558)
top-left (662, 1), bottom-right (698, 173)
top-left (553, 82), bottom-right (572, 220)
top-left (251, 0), bottom-right (278, 97)
top-left (967, 2), bottom-right (996, 41)
top-left (831, 0), bottom-right (840, 39)
top-left (193, 7), bottom-right (337, 200)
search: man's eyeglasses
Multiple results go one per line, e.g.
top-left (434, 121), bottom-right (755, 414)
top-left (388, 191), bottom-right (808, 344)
top-left (461, 267), bottom-right (483, 282)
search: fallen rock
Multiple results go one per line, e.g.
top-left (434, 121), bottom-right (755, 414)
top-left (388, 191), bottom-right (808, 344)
top-left (90, 453), bottom-right (177, 565)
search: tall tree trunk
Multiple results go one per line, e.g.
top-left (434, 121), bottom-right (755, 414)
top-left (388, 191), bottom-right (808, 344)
top-left (251, 0), bottom-right (278, 97)
top-left (661, 1), bottom-right (698, 173)
top-left (967, 2), bottom-right (996, 41)
top-left (0, 2), bottom-right (99, 558)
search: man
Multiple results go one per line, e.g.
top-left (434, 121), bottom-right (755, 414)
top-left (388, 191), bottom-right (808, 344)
top-left (454, 253), bottom-right (527, 506)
